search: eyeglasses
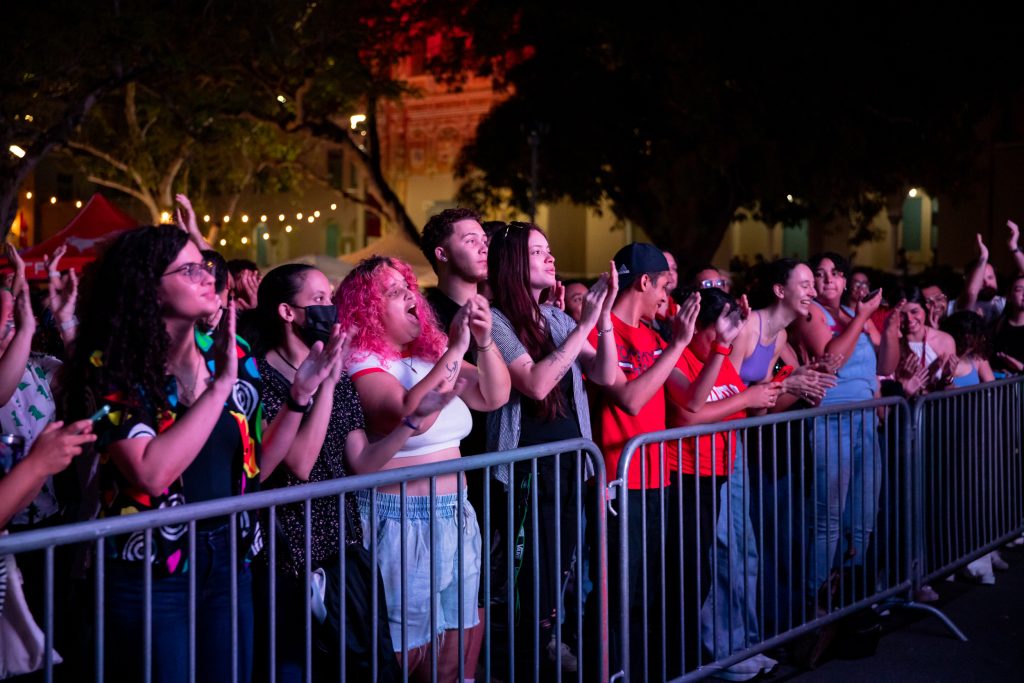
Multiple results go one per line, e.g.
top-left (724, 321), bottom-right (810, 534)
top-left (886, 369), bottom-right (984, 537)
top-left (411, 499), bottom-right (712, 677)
top-left (924, 295), bottom-right (948, 306)
top-left (163, 261), bottom-right (216, 283)
top-left (851, 281), bottom-right (870, 290)
top-left (699, 278), bottom-right (727, 289)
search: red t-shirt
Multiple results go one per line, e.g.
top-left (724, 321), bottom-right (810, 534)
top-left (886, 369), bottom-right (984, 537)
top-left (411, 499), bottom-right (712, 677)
top-left (587, 313), bottom-right (670, 489)
top-left (666, 346), bottom-right (747, 477)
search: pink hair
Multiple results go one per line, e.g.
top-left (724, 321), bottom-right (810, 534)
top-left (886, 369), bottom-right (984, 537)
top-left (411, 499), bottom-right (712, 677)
top-left (335, 255), bottom-right (448, 366)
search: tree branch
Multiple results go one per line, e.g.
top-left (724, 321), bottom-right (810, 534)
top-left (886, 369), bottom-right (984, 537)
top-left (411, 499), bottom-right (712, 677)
top-left (65, 141), bottom-right (131, 174)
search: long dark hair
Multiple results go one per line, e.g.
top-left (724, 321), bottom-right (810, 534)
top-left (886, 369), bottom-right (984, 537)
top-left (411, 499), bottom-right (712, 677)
top-left (238, 263), bottom-right (315, 356)
top-left (487, 222), bottom-right (565, 421)
top-left (62, 225), bottom-right (189, 418)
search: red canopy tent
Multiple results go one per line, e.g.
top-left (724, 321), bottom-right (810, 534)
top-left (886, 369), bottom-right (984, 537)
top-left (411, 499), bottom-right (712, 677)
top-left (17, 194), bottom-right (140, 280)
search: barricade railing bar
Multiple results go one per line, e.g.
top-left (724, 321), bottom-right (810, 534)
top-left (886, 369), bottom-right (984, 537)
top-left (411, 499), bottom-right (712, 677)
top-left (0, 438), bottom-right (608, 683)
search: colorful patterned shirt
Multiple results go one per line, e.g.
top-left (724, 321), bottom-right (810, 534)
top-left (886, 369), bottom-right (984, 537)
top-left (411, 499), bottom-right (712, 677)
top-left (92, 329), bottom-right (264, 577)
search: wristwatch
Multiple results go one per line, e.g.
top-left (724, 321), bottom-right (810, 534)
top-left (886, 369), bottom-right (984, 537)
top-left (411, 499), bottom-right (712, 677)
top-left (285, 393), bottom-right (314, 414)
top-left (712, 342), bottom-right (733, 356)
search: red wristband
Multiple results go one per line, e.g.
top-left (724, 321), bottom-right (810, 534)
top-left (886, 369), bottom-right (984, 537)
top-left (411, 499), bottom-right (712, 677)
top-left (712, 342), bottom-right (733, 356)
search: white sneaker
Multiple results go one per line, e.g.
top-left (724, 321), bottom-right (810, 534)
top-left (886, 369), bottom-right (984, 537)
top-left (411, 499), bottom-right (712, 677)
top-left (712, 653), bottom-right (779, 681)
top-left (547, 638), bottom-right (577, 673)
top-left (961, 555), bottom-right (996, 585)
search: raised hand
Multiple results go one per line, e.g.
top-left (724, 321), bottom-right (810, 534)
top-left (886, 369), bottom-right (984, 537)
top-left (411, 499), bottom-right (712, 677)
top-left (233, 270), bottom-right (260, 310)
top-left (294, 324), bottom-right (345, 401)
top-left (600, 259), bottom-right (619, 321)
top-left (545, 280), bottom-right (566, 311)
top-left (1008, 220), bottom-right (1019, 252)
top-left (885, 300), bottom-right (906, 338)
top-left (4, 241), bottom-right (26, 298)
top-left (448, 301), bottom-right (473, 355)
top-left (12, 289), bottom-right (35, 338)
top-left (411, 377), bottom-right (469, 419)
top-left (212, 297), bottom-right (239, 390)
top-left (174, 193), bottom-right (211, 250)
top-left (579, 274), bottom-right (610, 333)
top-left (671, 291), bottom-right (701, 347)
top-left (996, 351), bottom-right (1023, 373)
top-left (738, 294), bottom-right (752, 321)
top-left (467, 294), bottom-right (493, 348)
top-left (976, 233), bottom-right (990, 263)
top-left (715, 299), bottom-right (745, 345)
top-left (812, 352), bottom-right (844, 376)
top-left (854, 286), bottom-right (882, 319)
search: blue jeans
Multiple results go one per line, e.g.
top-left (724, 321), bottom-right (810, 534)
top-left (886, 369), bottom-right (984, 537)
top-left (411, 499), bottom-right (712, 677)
top-left (701, 444), bottom-right (760, 659)
top-left (809, 411), bottom-right (881, 597)
top-left (106, 525), bottom-right (254, 683)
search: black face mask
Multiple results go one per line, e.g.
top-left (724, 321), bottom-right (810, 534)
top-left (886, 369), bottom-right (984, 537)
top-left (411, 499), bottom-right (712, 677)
top-left (294, 304), bottom-right (337, 346)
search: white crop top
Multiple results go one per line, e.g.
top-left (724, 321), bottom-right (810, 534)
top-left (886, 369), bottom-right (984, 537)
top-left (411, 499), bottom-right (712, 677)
top-left (348, 353), bottom-right (472, 458)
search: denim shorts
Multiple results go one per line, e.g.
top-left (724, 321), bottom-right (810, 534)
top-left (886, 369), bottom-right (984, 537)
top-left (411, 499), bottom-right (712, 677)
top-left (356, 489), bottom-right (481, 651)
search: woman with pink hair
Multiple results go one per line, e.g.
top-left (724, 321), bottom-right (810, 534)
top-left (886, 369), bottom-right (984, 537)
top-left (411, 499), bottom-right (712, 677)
top-left (335, 255), bottom-right (510, 680)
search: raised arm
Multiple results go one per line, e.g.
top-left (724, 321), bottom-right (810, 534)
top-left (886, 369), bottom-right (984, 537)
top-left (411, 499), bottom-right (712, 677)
top-left (104, 302), bottom-right (240, 496)
top-left (0, 289), bottom-right (36, 406)
top-left (1008, 220), bottom-right (1024, 276)
top-left (175, 193), bottom-right (213, 252)
top-left (958, 233), bottom-right (989, 312)
top-left (457, 296), bottom-right (510, 411)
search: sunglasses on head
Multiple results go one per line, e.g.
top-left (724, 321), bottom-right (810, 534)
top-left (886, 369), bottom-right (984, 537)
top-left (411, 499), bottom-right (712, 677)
top-left (699, 278), bottom-right (727, 289)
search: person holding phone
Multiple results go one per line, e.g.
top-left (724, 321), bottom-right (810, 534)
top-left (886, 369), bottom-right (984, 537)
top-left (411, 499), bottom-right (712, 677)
top-left (791, 252), bottom-right (900, 601)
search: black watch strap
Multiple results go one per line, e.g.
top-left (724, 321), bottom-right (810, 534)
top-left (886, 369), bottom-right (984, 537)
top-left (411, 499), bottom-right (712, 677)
top-left (285, 393), bottom-right (313, 414)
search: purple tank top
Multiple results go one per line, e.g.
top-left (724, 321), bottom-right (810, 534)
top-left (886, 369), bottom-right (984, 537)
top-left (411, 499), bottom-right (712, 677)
top-left (739, 312), bottom-right (776, 384)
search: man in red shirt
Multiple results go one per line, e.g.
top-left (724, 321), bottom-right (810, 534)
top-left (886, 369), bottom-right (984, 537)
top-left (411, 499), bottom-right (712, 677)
top-left (584, 242), bottom-right (700, 681)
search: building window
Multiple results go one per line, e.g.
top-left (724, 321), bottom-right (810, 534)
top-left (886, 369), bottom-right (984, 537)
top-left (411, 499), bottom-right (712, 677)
top-left (327, 151), bottom-right (343, 190)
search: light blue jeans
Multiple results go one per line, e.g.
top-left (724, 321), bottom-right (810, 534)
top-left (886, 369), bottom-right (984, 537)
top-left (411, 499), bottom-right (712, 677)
top-left (700, 444), bottom-right (760, 659)
top-left (809, 411), bottom-right (881, 596)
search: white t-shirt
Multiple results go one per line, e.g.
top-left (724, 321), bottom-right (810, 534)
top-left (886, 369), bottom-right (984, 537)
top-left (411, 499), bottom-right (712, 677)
top-left (348, 353), bottom-right (472, 458)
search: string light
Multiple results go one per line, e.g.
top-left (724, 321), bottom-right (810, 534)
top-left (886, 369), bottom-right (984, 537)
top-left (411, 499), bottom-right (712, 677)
top-left (8, 145), bottom-right (26, 158)
top-left (350, 114), bottom-right (366, 129)
top-left (219, 238), bottom-right (227, 246)
top-left (75, 200), bottom-right (83, 208)
top-left (241, 214), bottom-right (249, 223)
top-left (240, 236), bottom-right (248, 245)
top-left (296, 213), bottom-right (303, 220)
top-left (203, 214), bottom-right (210, 222)
top-left (285, 225), bottom-right (293, 233)
top-left (313, 210), bottom-right (321, 218)
top-left (786, 194), bottom-right (794, 203)
top-left (262, 232), bottom-right (270, 240)
top-left (277, 94), bottom-right (287, 103)
top-left (25, 191), bottom-right (32, 199)
top-left (223, 215), bottom-right (231, 223)
top-left (330, 203), bottom-right (337, 210)
top-left (160, 211), bottom-right (171, 222)
top-left (49, 196), bottom-right (57, 204)
top-left (260, 215), bottom-right (268, 222)
top-left (307, 216), bottom-right (314, 223)
top-left (908, 188), bottom-right (918, 198)
top-left (278, 214), bottom-right (285, 222)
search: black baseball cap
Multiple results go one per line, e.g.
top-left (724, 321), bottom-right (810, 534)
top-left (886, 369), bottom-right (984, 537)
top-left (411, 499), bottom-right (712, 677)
top-left (613, 243), bottom-right (670, 288)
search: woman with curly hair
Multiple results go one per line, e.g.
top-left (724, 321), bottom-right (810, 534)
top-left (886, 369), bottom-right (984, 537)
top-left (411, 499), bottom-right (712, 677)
top-left (63, 225), bottom-right (337, 683)
top-left (335, 255), bottom-right (510, 680)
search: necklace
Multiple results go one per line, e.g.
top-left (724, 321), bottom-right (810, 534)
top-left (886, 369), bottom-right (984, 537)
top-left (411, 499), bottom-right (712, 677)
top-left (175, 351), bottom-right (204, 404)
top-left (275, 349), bottom-right (300, 373)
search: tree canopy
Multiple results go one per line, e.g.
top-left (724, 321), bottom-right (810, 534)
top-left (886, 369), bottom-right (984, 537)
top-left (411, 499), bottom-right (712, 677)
top-left (456, 6), bottom-right (1024, 262)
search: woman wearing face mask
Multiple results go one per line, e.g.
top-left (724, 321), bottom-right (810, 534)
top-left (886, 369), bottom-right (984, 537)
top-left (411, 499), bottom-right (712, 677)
top-left (790, 252), bottom-right (900, 603)
top-left (244, 264), bottom-right (457, 682)
top-left (336, 256), bottom-right (510, 681)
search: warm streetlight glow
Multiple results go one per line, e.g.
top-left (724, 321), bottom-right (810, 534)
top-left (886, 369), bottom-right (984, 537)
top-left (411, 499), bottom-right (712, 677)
top-left (160, 211), bottom-right (171, 222)
top-left (262, 232), bottom-right (270, 240)
top-left (307, 216), bottom-right (314, 223)
top-left (241, 214), bottom-right (249, 223)
top-left (313, 210), bottom-right (321, 218)
top-left (219, 238), bottom-right (227, 246)
top-left (75, 200), bottom-right (82, 208)
top-left (260, 215), bottom-right (267, 223)
top-left (23, 114), bottom-right (32, 122)
top-left (203, 214), bottom-right (210, 222)
top-left (49, 196), bottom-right (57, 204)
top-left (241, 236), bottom-right (249, 245)
top-left (350, 114), bottom-right (366, 129)
top-left (277, 94), bottom-right (287, 103)
top-left (908, 188), bottom-right (918, 198)
top-left (25, 191), bottom-right (32, 199)
top-left (330, 203), bottom-right (337, 210)
top-left (278, 214), bottom-right (286, 222)
top-left (223, 215), bottom-right (231, 223)
top-left (8, 145), bottom-right (26, 158)
top-left (285, 225), bottom-right (293, 233)
top-left (786, 194), bottom-right (794, 203)
top-left (296, 213), bottom-right (303, 220)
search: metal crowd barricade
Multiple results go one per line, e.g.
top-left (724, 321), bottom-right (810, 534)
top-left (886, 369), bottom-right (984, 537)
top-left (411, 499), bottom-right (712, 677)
top-left (612, 397), bottom-right (915, 683)
top-left (0, 438), bottom-right (607, 683)
top-left (913, 376), bottom-right (1024, 592)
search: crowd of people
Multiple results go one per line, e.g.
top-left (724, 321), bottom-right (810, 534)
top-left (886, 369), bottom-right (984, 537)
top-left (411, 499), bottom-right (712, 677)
top-left (0, 200), bottom-right (1021, 683)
